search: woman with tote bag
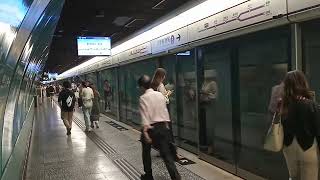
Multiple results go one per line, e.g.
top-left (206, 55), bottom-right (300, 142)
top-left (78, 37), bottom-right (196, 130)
top-left (278, 70), bottom-right (319, 180)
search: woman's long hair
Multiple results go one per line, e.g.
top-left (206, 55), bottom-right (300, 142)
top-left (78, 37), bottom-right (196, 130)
top-left (281, 70), bottom-right (311, 117)
top-left (151, 68), bottom-right (166, 90)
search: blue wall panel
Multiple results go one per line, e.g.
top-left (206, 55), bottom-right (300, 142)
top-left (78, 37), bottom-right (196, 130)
top-left (0, 0), bottom-right (65, 178)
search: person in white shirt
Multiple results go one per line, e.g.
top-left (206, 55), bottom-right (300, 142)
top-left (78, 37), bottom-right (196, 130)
top-left (138, 75), bottom-right (181, 180)
top-left (81, 81), bottom-right (94, 131)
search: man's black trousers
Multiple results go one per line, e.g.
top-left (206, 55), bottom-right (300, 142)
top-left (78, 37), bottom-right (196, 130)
top-left (141, 122), bottom-right (181, 180)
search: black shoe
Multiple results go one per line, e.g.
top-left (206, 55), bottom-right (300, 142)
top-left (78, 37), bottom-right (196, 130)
top-left (67, 128), bottom-right (71, 135)
top-left (140, 174), bottom-right (154, 180)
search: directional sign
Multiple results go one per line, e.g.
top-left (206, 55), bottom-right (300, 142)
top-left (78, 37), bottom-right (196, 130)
top-left (188, 0), bottom-right (287, 42)
top-left (99, 57), bottom-right (113, 69)
top-left (151, 27), bottom-right (188, 54)
top-left (121, 42), bottom-right (151, 63)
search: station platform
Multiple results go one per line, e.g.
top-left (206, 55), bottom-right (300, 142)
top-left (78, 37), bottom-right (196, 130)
top-left (25, 98), bottom-right (242, 180)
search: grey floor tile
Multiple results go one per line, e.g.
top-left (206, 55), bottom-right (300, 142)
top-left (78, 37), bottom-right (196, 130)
top-left (26, 100), bottom-right (128, 180)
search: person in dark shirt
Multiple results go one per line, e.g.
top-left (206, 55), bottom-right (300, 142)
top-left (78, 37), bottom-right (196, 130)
top-left (280, 70), bottom-right (320, 180)
top-left (58, 81), bottom-right (76, 135)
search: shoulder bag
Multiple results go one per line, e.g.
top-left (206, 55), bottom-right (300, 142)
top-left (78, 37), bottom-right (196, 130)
top-left (263, 112), bottom-right (284, 152)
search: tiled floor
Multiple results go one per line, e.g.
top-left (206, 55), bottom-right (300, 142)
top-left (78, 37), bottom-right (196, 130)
top-left (25, 99), bottom-right (128, 180)
top-left (26, 98), bottom-right (243, 180)
top-left (72, 110), bottom-right (243, 180)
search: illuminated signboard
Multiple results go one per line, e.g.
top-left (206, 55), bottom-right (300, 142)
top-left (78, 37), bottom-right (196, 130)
top-left (77, 36), bottom-right (111, 56)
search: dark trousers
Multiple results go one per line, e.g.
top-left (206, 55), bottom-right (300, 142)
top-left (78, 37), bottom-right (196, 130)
top-left (141, 123), bottom-right (181, 180)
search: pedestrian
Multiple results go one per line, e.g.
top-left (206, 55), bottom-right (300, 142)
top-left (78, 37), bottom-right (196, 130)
top-left (46, 86), bottom-right (50, 98)
top-left (280, 70), bottom-right (320, 180)
top-left (104, 80), bottom-right (112, 112)
top-left (48, 84), bottom-right (55, 96)
top-left (81, 81), bottom-right (94, 131)
top-left (138, 75), bottom-right (181, 180)
top-left (58, 81), bottom-right (76, 135)
top-left (90, 84), bottom-right (100, 129)
top-left (151, 68), bottom-right (172, 103)
top-left (77, 83), bottom-right (83, 108)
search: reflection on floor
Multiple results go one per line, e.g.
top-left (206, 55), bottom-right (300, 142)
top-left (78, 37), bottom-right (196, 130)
top-left (25, 99), bottom-right (128, 180)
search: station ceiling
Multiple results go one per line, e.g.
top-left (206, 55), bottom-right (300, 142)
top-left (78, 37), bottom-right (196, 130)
top-left (45, 0), bottom-right (192, 73)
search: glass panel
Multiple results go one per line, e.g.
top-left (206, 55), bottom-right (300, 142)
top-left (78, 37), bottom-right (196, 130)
top-left (198, 45), bottom-right (234, 164)
top-left (159, 55), bottom-right (178, 141)
top-left (176, 49), bottom-right (197, 150)
top-left (98, 68), bottom-right (118, 118)
top-left (119, 60), bottom-right (157, 126)
top-left (302, 19), bottom-right (320, 102)
top-left (119, 67), bottom-right (127, 123)
top-left (237, 28), bottom-right (289, 179)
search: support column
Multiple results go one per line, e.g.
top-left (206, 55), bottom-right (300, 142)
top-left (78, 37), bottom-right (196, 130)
top-left (291, 23), bottom-right (302, 70)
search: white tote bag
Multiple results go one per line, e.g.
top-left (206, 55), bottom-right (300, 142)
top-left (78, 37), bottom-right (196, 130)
top-left (263, 112), bottom-right (284, 152)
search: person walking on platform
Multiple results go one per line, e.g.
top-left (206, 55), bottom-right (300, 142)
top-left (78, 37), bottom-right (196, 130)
top-left (138, 75), bottom-right (181, 180)
top-left (90, 85), bottom-right (100, 129)
top-left (280, 70), bottom-right (320, 180)
top-left (81, 81), bottom-right (94, 132)
top-left (58, 81), bottom-right (76, 135)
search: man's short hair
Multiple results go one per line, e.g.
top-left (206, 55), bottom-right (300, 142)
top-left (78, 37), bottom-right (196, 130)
top-left (63, 81), bottom-right (71, 89)
top-left (138, 75), bottom-right (151, 89)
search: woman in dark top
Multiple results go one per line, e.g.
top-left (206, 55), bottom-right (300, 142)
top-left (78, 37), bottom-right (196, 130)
top-left (90, 85), bottom-right (100, 129)
top-left (281, 70), bottom-right (319, 180)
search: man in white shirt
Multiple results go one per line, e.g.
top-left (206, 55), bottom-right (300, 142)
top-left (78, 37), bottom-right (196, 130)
top-left (138, 75), bottom-right (181, 180)
top-left (81, 81), bottom-right (94, 131)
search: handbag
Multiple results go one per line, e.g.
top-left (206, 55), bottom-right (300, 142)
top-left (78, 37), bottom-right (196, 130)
top-left (263, 112), bottom-right (284, 152)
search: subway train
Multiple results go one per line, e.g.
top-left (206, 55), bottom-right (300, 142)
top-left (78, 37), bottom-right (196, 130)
top-left (56, 0), bottom-right (320, 179)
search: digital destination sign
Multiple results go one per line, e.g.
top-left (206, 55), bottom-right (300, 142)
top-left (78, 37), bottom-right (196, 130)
top-left (77, 36), bottom-right (111, 56)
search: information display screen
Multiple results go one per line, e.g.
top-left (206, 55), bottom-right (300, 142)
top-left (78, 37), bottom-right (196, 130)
top-left (77, 36), bottom-right (111, 56)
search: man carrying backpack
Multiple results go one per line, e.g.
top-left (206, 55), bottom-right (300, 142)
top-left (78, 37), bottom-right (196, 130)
top-left (58, 81), bottom-right (76, 135)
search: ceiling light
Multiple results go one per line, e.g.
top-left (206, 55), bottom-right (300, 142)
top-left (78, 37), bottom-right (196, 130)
top-left (125, 18), bottom-right (145, 28)
top-left (152, 0), bottom-right (167, 9)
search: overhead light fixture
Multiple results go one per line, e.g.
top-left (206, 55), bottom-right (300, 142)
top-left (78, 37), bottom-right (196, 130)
top-left (152, 0), bottom-right (167, 9)
top-left (59, 0), bottom-right (246, 78)
top-left (125, 18), bottom-right (145, 28)
top-left (110, 32), bottom-right (118, 37)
